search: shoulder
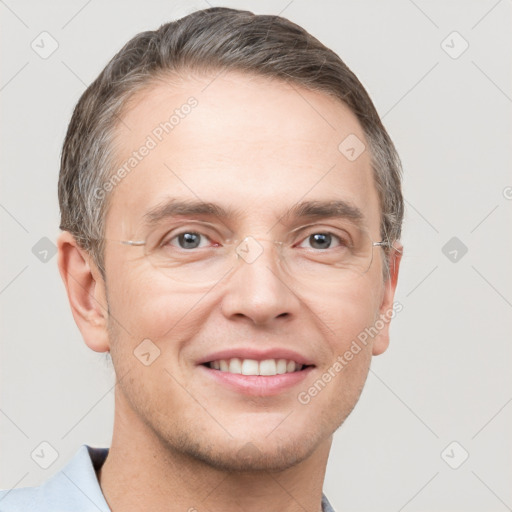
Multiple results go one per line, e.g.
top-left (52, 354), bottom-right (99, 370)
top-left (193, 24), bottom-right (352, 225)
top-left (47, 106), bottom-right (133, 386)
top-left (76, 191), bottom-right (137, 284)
top-left (0, 445), bottom-right (110, 512)
top-left (322, 493), bottom-right (337, 512)
top-left (0, 466), bottom-right (94, 512)
top-left (0, 485), bottom-right (42, 512)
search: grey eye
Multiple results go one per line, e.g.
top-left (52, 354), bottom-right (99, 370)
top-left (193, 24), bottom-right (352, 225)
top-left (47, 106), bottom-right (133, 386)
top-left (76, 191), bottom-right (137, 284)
top-left (297, 230), bottom-right (350, 251)
top-left (175, 232), bottom-right (203, 249)
top-left (307, 233), bottom-right (333, 249)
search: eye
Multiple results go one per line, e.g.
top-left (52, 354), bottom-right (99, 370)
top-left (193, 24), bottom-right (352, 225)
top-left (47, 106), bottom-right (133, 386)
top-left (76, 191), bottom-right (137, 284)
top-left (167, 231), bottom-right (213, 250)
top-left (298, 232), bottom-right (347, 250)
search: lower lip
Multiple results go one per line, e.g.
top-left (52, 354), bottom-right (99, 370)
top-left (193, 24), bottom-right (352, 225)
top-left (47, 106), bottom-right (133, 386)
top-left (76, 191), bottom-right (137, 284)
top-left (198, 364), bottom-right (314, 397)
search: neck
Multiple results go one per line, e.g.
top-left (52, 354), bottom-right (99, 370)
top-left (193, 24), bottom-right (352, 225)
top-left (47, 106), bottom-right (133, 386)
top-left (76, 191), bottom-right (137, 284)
top-left (97, 390), bottom-right (332, 512)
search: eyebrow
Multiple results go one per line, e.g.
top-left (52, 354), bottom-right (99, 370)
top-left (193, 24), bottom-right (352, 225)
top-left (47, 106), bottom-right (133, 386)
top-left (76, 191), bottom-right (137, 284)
top-left (142, 198), bottom-right (365, 228)
top-left (282, 199), bottom-right (364, 225)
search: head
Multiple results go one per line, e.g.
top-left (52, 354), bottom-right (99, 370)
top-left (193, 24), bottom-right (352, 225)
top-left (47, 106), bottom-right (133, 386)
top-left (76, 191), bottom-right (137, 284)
top-left (58, 7), bottom-right (403, 472)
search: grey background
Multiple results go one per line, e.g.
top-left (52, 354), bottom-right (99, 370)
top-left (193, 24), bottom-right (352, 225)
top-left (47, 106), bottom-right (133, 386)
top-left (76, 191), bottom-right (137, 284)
top-left (1, 0), bottom-right (511, 510)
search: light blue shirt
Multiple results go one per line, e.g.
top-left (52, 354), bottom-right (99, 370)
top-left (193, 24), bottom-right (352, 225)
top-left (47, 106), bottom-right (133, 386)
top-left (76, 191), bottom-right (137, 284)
top-left (0, 445), bottom-right (336, 511)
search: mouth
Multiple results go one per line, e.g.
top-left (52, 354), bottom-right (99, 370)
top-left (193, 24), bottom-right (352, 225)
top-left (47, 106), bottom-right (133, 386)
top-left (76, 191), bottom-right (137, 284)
top-left (198, 354), bottom-right (315, 396)
top-left (202, 357), bottom-right (312, 376)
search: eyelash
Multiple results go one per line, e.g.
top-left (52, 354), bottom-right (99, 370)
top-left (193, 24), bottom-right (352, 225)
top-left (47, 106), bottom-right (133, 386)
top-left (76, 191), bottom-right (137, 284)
top-left (162, 228), bottom-right (350, 250)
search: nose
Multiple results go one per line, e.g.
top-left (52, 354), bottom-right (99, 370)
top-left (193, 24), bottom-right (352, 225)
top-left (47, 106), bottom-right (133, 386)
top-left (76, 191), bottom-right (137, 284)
top-left (220, 239), bottom-right (300, 326)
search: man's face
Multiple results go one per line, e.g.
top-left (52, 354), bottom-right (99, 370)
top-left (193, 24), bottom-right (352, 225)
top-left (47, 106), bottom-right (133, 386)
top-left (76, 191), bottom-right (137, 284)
top-left (100, 71), bottom-right (399, 471)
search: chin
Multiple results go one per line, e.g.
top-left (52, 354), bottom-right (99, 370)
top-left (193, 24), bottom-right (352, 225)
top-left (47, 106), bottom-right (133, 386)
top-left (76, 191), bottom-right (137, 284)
top-left (160, 427), bottom-right (323, 473)
top-left (193, 441), bottom-right (316, 472)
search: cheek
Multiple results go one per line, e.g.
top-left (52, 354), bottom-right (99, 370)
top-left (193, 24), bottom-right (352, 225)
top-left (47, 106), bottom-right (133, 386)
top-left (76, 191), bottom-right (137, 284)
top-left (302, 276), bottom-right (383, 344)
top-left (310, 285), bottom-right (378, 413)
top-left (106, 268), bottom-right (213, 357)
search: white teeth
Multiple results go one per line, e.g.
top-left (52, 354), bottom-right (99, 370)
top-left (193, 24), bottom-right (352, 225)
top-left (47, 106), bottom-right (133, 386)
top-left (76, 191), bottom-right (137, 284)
top-left (259, 359), bottom-right (277, 376)
top-left (241, 359), bottom-right (259, 375)
top-left (228, 358), bottom-right (242, 374)
top-left (208, 357), bottom-right (306, 376)
top-left (286, 360), bottom-right (296, 373)
top-left (276, 359), bottom-right (287, 374)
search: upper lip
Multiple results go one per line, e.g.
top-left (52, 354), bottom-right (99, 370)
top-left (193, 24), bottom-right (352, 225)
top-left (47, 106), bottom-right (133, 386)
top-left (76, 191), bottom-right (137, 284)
top-left (197, 348), bottom-right (315, 366)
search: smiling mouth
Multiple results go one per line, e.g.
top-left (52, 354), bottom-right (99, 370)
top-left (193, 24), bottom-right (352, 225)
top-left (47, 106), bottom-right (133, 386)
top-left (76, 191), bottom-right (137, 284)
top-left (202, 358), bottom-right (314, 376)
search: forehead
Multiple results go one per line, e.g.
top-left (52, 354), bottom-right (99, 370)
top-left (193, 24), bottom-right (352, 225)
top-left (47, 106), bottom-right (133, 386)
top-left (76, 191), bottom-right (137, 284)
top-left (106, 71), bottom-right (381, 235)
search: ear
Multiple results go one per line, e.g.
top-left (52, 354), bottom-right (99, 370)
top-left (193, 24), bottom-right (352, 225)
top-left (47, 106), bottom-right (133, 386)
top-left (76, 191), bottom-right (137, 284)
top-left (372, 242), bottom-right (403, 356)
top-left (57, 231), bottom-right (110, 352)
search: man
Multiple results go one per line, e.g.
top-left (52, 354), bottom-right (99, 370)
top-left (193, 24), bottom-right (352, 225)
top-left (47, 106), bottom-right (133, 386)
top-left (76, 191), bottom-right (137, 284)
top-left (0, 6), bottom-right (403, 511)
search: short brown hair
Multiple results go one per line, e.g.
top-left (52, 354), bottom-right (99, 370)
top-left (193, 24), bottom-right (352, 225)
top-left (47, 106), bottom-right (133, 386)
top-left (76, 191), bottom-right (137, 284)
top-left (58, 7), bottom-right (403, 278)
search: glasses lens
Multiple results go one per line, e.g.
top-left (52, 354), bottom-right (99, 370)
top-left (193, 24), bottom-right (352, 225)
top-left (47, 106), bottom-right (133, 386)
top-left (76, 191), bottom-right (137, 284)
top-left (280, 227), bottom-right (376, 284)
top-left (143, 223), bottom-right (234, 286)
top-left (137, 223), bottom-right (378, 288)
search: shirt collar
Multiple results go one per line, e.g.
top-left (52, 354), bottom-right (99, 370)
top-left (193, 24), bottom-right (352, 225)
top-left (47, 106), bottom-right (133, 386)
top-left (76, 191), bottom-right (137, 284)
top-left (2, 444), bottom-right (335, 512)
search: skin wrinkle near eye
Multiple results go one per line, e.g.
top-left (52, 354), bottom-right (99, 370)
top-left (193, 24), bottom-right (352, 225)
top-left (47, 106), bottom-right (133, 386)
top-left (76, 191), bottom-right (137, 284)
top-left (161, 229), bottom-right (353, 254)
top-left (144, 223), bottom-right (374, 281)
top-left (132, 200), bottom-right (374, 271)
top-left (139, 214), bottom-right (369, 261)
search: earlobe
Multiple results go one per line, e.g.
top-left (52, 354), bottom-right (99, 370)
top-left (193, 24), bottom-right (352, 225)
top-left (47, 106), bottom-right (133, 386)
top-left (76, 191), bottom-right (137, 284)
top-left (372, 242), bottom-right (403, 356)
top-left (57, 231), bottom-right (110, 353)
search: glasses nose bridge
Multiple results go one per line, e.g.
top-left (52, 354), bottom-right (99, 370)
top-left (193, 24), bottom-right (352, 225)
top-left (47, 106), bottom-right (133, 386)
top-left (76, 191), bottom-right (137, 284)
top-left (232, 236), bottom-right (284, 267)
